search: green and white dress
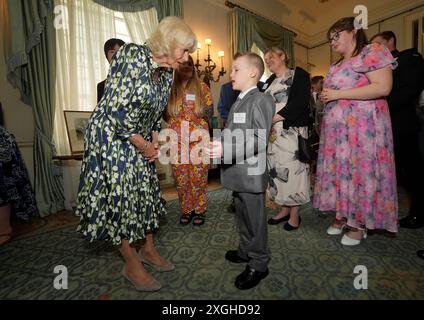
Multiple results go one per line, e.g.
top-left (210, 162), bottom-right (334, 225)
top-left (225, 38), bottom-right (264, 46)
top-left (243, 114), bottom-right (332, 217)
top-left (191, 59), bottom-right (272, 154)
top-left (75, 43), bottom-right (173, 245)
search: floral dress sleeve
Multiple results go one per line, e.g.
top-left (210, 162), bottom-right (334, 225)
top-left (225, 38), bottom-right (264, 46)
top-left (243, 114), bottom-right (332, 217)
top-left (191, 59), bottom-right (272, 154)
top-left (104, 43), bottom-right (146, 140)
top-left (200, 81), bottom-right (214, 122)
top-left (352, 43), bottom-right (397, 73)
top-left (152, 117), bottom-right (163, 132)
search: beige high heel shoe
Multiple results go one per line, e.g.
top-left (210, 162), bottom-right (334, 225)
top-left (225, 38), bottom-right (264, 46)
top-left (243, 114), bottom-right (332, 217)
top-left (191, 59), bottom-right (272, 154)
top-left (138, 252), bottom-right (175, 272)
top-left (122, 266), bottom-right (161, 291)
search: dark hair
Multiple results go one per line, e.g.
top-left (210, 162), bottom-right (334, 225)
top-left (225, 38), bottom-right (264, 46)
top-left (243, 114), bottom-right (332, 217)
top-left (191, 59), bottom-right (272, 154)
top-left (327, 17), bottom-right (369, 59)
top-left (370, 31), bottom-right (397, 48)
top-left (311, 76), bottom-right (324, 85)
top-left (103, 38), bottom-right (125, 59)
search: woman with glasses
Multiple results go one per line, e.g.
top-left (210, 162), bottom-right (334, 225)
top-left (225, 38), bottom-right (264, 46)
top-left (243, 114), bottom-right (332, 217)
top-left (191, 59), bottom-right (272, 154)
top-left (314, 17), bottom-right (398, 245)
top-left (165, 55), bottom-right (213, 226)
top-left (262, 47), bottom-right (311, 231)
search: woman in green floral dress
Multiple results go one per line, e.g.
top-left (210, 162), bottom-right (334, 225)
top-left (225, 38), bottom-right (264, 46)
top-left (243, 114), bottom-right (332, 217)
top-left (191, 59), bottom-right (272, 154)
top-left (75, 17), bottom-right (197, 291)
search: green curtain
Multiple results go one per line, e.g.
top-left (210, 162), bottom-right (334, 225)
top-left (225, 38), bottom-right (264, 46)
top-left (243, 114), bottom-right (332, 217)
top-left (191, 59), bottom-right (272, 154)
top-left (229, 8), bottom-right (295, 68)
top-left (92, 0), bottom-right (182, 20)
top-left (5, 0), bottom-right (65, 216)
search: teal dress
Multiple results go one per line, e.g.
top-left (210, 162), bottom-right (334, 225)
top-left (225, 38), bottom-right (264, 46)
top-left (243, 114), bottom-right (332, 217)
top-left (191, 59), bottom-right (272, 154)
top-left (75, 43), bottom-right (173, 245)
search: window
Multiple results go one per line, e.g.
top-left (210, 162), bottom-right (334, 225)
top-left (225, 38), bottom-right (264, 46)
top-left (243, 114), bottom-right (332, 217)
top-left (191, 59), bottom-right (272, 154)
top-left (406, 9), bottom-right (424, 55)
top-left (53, 0), bottom-right (158, 154)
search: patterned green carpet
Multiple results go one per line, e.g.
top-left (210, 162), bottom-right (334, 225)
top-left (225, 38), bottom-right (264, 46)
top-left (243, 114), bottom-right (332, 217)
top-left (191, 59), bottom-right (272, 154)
top-left (1, 188), bottom-right (424, 300)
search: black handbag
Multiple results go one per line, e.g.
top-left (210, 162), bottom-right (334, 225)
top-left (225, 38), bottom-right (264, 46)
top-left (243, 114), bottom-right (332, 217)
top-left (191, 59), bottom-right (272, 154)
top-left (296, 130), bottom-right (312, 163)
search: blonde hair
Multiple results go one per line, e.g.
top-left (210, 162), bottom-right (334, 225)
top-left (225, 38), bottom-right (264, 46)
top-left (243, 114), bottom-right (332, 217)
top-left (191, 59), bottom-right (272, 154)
top-left (146, 16), bottom-right (197, 58)
top-left (235, 52), bottom-right (265, 81)
top-left (167, 55), bottom-right (205, 118)
top-left (264, 47), bottom-right (290, 66)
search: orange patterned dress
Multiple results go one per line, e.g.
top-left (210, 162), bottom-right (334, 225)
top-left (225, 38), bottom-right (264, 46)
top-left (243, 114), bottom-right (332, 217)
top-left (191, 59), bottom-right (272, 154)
top-left (167, 81), bottom-right (213, 215)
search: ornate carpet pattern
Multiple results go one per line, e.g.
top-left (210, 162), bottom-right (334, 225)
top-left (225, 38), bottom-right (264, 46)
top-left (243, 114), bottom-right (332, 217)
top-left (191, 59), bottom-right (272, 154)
top-left (1, 188), bottom-right (424, 300)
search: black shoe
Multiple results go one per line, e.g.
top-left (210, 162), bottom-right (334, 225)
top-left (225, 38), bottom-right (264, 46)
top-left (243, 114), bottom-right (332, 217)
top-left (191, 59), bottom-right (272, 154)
top-left (267, 215), bottom-right (290, 225)
top-left (283, 217), bottom-right (301, 231)
top-left (227, 203), bottom-right (235, 213)
top-left (399, 215), bottom-right (424, 229)
top-left (235, 266), bottom-right (269, 290)
top-left (225, 250), bottom-right (250, 263)
top-left (417, 250), bottom-right (424, 260)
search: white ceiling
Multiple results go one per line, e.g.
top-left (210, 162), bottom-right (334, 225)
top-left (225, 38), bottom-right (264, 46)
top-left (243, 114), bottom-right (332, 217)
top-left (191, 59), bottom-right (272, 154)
top-left (274, 0), bottom-right (424, 44)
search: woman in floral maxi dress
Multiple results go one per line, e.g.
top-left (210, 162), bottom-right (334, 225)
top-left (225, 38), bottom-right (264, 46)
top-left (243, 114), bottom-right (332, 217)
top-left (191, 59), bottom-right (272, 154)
top-left (75, 17), bottom-right (197, 290)
top-left (166, 55), bottom-right (213, 226)
top-left (314, 17), bottom-right (398, 246)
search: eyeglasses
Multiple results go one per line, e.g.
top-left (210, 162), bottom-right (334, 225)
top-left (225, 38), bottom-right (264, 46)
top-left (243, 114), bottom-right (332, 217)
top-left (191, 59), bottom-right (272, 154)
top-left (328, 31), bottom-right (342, 43)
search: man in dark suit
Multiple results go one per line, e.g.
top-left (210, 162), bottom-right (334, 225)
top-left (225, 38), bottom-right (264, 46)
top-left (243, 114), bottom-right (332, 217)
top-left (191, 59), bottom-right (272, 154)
top-left (97, 38), bottom-right (125, 103)
top-left (209, 52), bottom-right (274, 290)
top-left (371, 31), bottom-right (424, 229)
top-left (217, 81), bottom-right (240, 127)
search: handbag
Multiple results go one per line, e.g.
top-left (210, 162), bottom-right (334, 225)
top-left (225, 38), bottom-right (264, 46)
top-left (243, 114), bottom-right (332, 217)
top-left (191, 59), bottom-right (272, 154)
top-left (296, 129), bottom-right (312, 163)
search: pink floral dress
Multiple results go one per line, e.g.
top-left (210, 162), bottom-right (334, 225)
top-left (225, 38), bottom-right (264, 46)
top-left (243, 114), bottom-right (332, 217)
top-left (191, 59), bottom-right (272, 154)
top-left (313, 43), bottom-right (399, 232)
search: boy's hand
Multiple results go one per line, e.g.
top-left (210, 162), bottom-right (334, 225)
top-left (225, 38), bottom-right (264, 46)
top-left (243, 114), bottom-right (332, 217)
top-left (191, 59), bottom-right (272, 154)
top-left (321, 88), bottom-right (339, 103)
top-left (272, 114), bottom-right (284, 124)
top-left (206, 140), bottom-right (223, 158)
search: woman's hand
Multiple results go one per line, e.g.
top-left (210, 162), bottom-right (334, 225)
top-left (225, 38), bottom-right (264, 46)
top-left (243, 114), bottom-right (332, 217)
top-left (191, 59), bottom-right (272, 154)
top-left (129, 134), bottom-right (159, 163)
top-left (143, 142), bottom-right (159, 163)
top-left (151, 131), bottom-right (159, 150)
top-left (205, 140), bottom-right (222, 159)
top-left (320, 88), bottom-right (340, 104)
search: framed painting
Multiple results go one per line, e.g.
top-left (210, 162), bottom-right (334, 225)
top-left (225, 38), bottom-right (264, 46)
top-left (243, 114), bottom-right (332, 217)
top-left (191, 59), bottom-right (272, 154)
top-left (64, 110), bottom-right (92, 154)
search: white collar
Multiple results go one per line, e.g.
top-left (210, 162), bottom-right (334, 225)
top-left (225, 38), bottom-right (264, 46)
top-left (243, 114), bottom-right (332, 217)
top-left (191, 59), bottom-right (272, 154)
top-left (238, 86), bottom-right (257, 100)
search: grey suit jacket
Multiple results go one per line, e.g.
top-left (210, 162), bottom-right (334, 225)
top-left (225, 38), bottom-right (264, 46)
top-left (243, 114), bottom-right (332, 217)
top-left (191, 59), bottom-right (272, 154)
top-left (220, 88), bottom-right (274, 193)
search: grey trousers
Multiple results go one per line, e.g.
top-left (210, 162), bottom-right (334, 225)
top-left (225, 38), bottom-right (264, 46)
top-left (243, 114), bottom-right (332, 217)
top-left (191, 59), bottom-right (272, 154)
top-left (234, 192), bottom-right (270, 272)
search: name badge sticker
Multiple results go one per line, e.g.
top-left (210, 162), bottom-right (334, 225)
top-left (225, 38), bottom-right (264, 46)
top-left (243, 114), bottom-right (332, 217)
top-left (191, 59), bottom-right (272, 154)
top-left (186, 94), bottom-right (196, 101)
top-left (234, 113), bottom-right (246, 124)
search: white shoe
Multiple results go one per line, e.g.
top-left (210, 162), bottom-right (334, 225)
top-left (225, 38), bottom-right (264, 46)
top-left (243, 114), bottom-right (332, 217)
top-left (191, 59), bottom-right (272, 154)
top-left (327, 224), bottom-right (345, 235)
top-left (341, 231), bottom-right (367, 246)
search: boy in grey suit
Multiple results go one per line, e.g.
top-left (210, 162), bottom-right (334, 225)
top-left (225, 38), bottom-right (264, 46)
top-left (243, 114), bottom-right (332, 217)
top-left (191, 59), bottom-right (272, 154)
top-left (209, 52), bottom-right (274, 290)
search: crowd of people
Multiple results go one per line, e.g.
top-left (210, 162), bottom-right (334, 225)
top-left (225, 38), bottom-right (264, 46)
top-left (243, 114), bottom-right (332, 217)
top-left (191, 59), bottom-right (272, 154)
top-left (2, 15), bottom-right (424, 291)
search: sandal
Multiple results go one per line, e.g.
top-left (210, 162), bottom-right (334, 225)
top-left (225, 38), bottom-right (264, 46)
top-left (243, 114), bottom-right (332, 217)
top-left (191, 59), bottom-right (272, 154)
top-left (192, 213), bottom-right (205, 226)
top-left (179, 211), bottom-right (194, 225)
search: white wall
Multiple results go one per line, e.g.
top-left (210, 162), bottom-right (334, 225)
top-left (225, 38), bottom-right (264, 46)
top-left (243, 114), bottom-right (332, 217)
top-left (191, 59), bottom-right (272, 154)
top-left (308, 44), bottom-right (331, 78)
top-left (183, 0), bottom-right (230, 116)
top-left (294, 43), bottom-right (308, 71)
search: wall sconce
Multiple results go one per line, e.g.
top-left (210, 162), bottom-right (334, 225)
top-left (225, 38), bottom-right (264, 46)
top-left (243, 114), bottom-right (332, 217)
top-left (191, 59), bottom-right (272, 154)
top-left (195, 38), bottom-right (226, 87)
